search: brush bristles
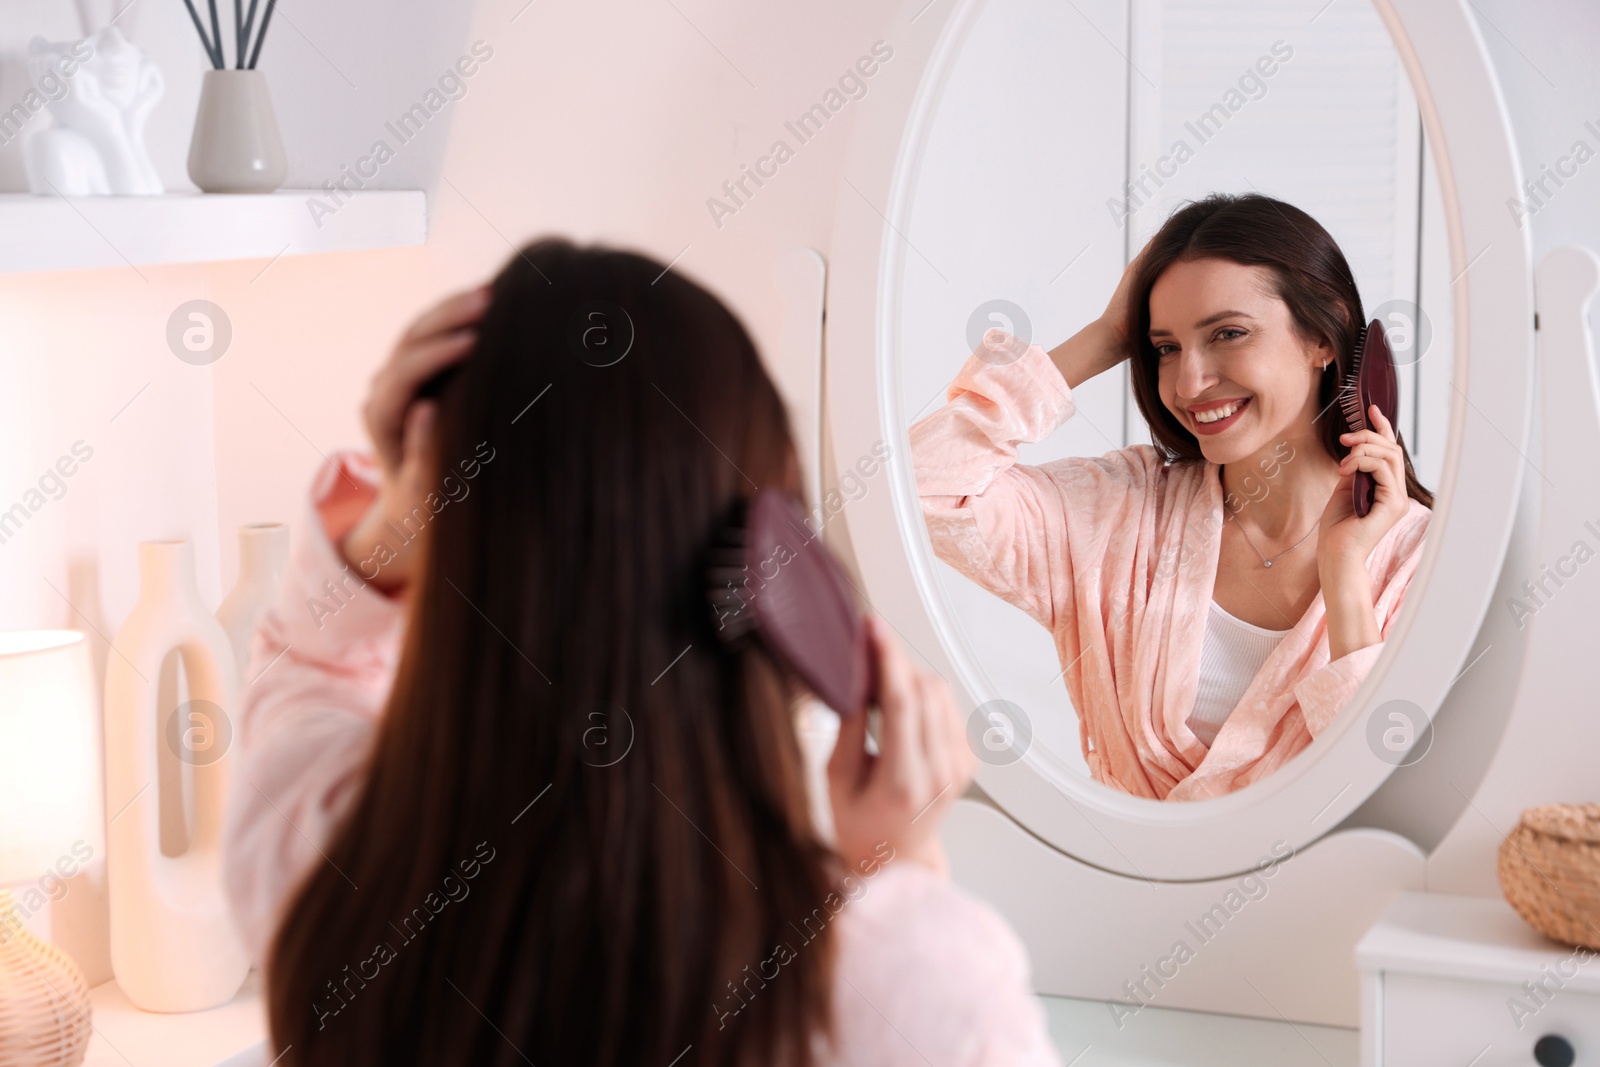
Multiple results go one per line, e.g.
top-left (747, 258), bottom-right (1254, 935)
top-left (706, 526), bottom-right (758, 642)
top-left (1339, 325), bottom-right (1369, 432)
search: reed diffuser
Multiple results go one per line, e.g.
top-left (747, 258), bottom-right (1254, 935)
top-left (182, 0), bottom-right (288, 192)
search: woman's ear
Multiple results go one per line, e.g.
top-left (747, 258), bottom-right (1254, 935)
top-left (1310, 337), bottom-right (1335, 374)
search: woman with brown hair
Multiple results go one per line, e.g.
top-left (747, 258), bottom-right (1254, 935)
top-left (911, 192), bottom-right (1432, 800)
top-left (223, 239), bottom-right (1063, 1065)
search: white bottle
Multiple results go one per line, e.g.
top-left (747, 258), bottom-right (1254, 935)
top-left (103, 540), bottom-right (249, 1012)
top-left (216, 523), bottom-right (289, 686)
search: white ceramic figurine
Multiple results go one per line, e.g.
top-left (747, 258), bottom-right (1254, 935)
top-left (23, 27), bottom-right (164, 196)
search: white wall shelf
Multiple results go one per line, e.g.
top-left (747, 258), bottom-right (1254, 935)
top-left (0, 191), bottom-right (427, 276)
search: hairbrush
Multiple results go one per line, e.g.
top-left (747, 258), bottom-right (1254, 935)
top-left (1337, 318), bottom-right (1400, 518)
top-left (705, 489), bottom-right (872, 717)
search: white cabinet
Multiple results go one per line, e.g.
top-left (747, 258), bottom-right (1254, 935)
top-left (1357, 892), bottom-right (1599, 1066)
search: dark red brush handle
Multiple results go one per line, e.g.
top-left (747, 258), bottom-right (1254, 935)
top-left (1353, 318), bottom-right (1400, 518)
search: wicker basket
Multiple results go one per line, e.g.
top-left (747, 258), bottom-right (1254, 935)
top-left (1498, 803), bottom-right (1600, 951)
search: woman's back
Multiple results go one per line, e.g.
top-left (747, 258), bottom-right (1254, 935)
top-left (223, 239), bottom-right (1063, 1066)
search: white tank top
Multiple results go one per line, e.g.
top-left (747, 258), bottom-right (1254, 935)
top-left (1185, 600), bottom-right (1293, 747)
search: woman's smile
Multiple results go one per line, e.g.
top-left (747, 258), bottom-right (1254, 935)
top-left (1189, 396), bottom-right (1251, 434)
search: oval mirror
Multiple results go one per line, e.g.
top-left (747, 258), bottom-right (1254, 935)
top-left (824, 0), bottom-right (1532, 879)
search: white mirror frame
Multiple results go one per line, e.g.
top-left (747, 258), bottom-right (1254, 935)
top-left (824, 0), bottom-right (1533, 880)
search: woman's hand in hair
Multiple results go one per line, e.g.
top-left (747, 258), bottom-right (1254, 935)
top-left (341, 286), bottom-right (490, 593)
top-left (827, 615), bottom-right (975, 879)
top-left (1316, 404), bottom-right (1408, 659)
top-left (1048, 242), bottom-right (1149, 388)
top-left (1099, 244), bottom-right (1148, 355)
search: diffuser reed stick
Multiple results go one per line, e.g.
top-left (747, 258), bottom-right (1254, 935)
top-left (245, 0), bottom-right (278, 70)
top-left (237, 0), bottom-right (260, 68)
top-left (180, 0), bottom-right (221, 68)
top-left (206, 0), bottom-right (222, 67)
top-left (179, 0), bottom-right (277, 69)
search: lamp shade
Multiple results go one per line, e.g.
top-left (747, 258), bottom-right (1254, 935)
top-left (0, 631), bottom-right (101, 887)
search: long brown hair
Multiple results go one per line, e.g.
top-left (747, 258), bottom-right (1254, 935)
top-left (1125, 192), bottom-right (1433, 508)
top-left (267, 239), bottom-right (839, 1065)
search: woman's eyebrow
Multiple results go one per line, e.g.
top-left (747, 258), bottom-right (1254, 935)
top-left (1148, 310), bottom-right (1258, 336)
top-left (1195, 309), bottom-right (1257, 327)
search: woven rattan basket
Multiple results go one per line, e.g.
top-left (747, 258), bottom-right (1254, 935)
top-left (1498, 803), bottom-right (1600, 951)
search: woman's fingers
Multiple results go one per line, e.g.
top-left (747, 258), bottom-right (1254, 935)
top-left (1340, 449), bottom-right (1406, 504)
top-left (400, 285), bottom-right (491, 347)
top-left (1339, 440), bottom-right (1401, 473)
top-left (869, 615), bottom-right (923, 796)
top-left (946, 678), bottom-right (976, 788)
top-left (365, 329), bottom-right (479, 471)
top-left (387, 316), bottom-right (482, 388)
top-left (827, 695), bottom-right (871, 795)
top-left (1369, 404), bottom-right (1397, 442)
top-left (366, 288), bottom-right (491, 468)
top-left (1370, 408), bottom-right (1408, 492)
top-left (923, 675), bottom-right (963, 819)
top-left (1339, 428), bottom-right (1399, 451)
top-left (1339, 409), bottom-right (1400, 473)
top-left (910, 670), bottom-right (946, 805)
top-left (378, 325), bottom-right (479, 388)
top-left (828, 616), bottom-right (967, 877)
top-left (398, 401), bottom-right (438, 487)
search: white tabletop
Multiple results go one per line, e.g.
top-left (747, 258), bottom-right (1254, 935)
top-left (1355, 891), bottom-right (1600, 992)
top-left (83, 970), bottom-right (266, 1067)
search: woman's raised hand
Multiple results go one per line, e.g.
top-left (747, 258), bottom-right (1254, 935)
top-left (362, 287), bottom-right (490, 475)
top-left (1312, 402), bottom-right (1410, 661)
top-left (1098, 240), bottom-right (1154, 360)
top-left (1050, 242), bottom-right (1152, 388)
top-left (827, 615), bottom-right (975, 879)
top-left (339, 286), bottom-right (490, 592)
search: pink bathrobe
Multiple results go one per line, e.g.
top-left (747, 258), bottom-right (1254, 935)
top-left (221, 452), bottom-right (1063, 1067)
top-left (909, 339), bottom-right (1431, 801)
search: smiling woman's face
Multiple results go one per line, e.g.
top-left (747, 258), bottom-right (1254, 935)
top-left (1149, 257), bottom-right (1330, 465)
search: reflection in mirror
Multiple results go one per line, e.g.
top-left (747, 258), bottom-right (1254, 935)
top-left (898, 0), bottom-right (1451, 800)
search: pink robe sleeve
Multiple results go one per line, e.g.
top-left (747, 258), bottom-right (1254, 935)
top-left (1293, 643), bottom-right (1385, 736)
top-left (908, 339), bottom-right (1079, 630)
top-left (222, 452), bottom-right (406, 963)
top-left (825, 861), bottom-right (1062, 1066)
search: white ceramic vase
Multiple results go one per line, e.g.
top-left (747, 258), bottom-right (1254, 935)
top-left (216, 523), bottom-right (289, 685)
top-left (103, 540), bottom-right (249, 1013)
top-left (187, 69), bottom-right (287, 193)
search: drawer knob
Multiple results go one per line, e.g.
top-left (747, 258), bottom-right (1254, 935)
top-left (1535, 1035), bottom-right (1575, 1067)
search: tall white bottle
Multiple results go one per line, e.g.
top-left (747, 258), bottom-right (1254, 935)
top-left (216, 523), bottom-right (289, 685)
top-left (103, 540), bottom-right (249, 1012)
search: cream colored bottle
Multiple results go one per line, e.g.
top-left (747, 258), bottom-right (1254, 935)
top-left (103, 540), bottom-right (249, 1012)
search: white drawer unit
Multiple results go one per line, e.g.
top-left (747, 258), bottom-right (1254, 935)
top-left (1357, 892), bottom-right (1600, 1067)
